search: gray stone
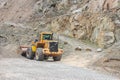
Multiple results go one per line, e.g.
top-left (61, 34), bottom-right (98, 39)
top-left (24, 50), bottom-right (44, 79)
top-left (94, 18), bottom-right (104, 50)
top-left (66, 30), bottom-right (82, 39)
top-left (97, 48), bottom-right (103, 52)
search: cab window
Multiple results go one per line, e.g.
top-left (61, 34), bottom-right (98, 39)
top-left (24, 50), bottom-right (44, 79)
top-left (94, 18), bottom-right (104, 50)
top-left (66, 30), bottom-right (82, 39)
top-left (43, 34), bottom-right (52, 40)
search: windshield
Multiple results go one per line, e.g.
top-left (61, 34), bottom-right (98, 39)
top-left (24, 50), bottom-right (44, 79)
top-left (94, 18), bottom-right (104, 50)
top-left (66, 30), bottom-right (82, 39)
top-left (43, 34), bottom-right (52, 40)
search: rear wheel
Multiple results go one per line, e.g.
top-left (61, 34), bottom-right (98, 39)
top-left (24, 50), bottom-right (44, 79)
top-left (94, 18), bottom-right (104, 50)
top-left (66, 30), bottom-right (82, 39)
top-left (35, 48), bottom-right (44, 61)
top-left (26, 48), bottom-right (34, 59)
top-left (53, 55), bottom-right (62, 61)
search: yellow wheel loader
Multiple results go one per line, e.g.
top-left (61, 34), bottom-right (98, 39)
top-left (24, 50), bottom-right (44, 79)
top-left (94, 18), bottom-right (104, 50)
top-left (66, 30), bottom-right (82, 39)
top-left (20, 32), bottom-right (63, 61)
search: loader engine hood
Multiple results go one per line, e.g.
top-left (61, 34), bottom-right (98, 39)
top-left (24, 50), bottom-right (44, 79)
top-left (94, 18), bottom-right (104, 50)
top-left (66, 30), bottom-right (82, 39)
top-left (49, 41), bottom-right (58, 52)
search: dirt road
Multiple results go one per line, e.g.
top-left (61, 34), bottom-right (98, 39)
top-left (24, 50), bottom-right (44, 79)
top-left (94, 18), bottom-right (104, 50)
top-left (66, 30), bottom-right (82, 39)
top-left (0, 58), bottom-right (119, 80)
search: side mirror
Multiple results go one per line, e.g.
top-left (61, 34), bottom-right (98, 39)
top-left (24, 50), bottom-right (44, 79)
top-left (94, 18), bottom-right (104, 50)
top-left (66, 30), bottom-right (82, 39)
top-left (34, 39), bottom-right (38, 42)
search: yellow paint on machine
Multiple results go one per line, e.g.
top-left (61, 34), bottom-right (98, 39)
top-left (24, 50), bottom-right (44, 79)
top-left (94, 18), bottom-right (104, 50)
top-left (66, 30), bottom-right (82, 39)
top-left (32, 46), bottom-right (37, 52)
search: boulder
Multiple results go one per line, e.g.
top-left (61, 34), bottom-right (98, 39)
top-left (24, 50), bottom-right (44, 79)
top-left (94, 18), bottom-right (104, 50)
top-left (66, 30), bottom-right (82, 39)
top-left (75, 46), bottom-right (82, 51)
top-left (97, 48), bottom-right (103, 52)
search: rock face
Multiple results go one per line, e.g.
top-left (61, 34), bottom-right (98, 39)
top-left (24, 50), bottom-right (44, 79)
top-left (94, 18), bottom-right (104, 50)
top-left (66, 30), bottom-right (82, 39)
top-left (0, 0), bottom-right (119, 48)
top-left (48, 12), bottom-right (116, 48)
top-left (103, 0), bottom-right (120, 10)
top-left (88, 0), bottom-right (120, 12)
top-left (0, 22), bottom-right (36, 46)
top-left (91, 16), bottom-right (115, 48)
top-left (46, 0), bottom-right (120, 48)
top-left (0, 0), bottom-right (36, 23)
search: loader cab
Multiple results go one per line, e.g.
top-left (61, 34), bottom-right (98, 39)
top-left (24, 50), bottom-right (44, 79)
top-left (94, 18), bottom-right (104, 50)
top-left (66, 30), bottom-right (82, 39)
top-left (40, 32), bottom-right (53, 42)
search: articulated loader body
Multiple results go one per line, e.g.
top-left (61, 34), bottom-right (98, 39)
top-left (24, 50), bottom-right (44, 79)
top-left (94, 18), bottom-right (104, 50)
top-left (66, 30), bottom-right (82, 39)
top-left (20, 32), bottom-right (63, 61)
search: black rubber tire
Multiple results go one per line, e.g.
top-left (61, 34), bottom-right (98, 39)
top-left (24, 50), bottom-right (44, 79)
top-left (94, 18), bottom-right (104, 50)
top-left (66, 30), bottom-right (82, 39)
top-left (35, 48), bottom-right (44, 61)
top-left (53, 55), bottom-right (62, 61)
top-left (26, 48), bottom-right (34, 59)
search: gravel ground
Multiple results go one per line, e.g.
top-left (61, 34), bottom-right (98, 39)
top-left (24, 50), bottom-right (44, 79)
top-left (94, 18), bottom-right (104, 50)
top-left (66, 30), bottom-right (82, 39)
top-left (0, 58), bottom-right (119, 80)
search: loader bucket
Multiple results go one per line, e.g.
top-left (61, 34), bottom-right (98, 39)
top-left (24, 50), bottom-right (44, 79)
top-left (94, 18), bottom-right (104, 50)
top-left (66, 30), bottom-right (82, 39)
top-left (18, 46), bottom-right (29, 56)
top-left (19, 46), bottom-right (29, 53)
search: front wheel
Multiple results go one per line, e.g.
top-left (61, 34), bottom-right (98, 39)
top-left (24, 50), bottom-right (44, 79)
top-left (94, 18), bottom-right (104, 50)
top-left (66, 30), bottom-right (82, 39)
top-left (35, 48), bottom-right (44, 61)
top-left (53, 55), bottom-right (62, 61)
top-left (26, 48), bottom-right (34, 59)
